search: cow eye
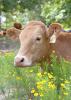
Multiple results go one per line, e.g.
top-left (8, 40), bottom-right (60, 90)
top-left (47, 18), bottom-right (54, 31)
top-left (36, 37), bottom-right (41, 41)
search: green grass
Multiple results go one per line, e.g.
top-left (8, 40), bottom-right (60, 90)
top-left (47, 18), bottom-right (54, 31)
top-left (0, 52), bottom-right (71, 100)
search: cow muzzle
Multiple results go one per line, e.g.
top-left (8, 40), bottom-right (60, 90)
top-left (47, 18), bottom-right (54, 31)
top-left (14, 55), bottom-right (32, 67)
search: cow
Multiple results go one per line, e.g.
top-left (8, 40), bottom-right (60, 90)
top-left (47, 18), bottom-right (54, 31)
top-left (14, 21), bottom-right (71, 67)
top-left (0, 22), bottom-right (23, 40)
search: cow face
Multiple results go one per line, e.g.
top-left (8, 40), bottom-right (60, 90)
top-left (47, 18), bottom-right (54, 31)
top-left (2, 23), bottom-right (22, 40)
top-left (5, 27), bottom-right (21, 40)
top-left (14, 21), bottom-right (62, 67)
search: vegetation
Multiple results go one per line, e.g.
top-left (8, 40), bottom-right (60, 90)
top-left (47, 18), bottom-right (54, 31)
top-left (0, 52), bottom-right (71, 100)
top-left (0, 0), bottom-right (71, 28)
top-left (0, 0), bottom-right (71, 100)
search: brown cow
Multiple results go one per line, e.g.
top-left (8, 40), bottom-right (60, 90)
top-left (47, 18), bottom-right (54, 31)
top-left (14, 21), bottom-right (71, 67)
top-left (0, 23), bottom-right (23, 40)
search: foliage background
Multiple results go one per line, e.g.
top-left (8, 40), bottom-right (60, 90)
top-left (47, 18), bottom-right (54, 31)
top-left (0, 0), bottom-right (71, 29)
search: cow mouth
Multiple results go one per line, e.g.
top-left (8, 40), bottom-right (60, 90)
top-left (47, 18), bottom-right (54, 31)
top-left (14, 61), bottom-right (37, 68)
top-left (14, 64), bottom-right (34, 68)
top-left (14, 57), bottom-right (44, 68)
top-left (14, 62), bottom-right (34, 68)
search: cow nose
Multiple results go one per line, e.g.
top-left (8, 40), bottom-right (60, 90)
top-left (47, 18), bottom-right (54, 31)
top-left (20, 58), bottom-right (24, 62)
top-left (14, 56), bottom-right (24, 66)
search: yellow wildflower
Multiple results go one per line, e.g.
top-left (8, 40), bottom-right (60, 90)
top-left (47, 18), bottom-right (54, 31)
top-left (63, 92), bottom-right (68, 96)
top-left (48, 82), bottom-right (56, 89)
top-left (36, 82), bottom-right (42, 85)
top-left (64, 80), bottom-right (70, 84)
top-left (16, 76), bottom-right (22, 80)
top-left (48, 73), bottom-right (53, 79)
top-left (48, 82), bottom-right (52, 86)
top-left (37, 72), bottom-right (42, 77)
top-left (31, 89), bottom-right (35, 93)
top-left (51, 84), bottom-right (56, 89)
top-left (36, 80), bottom-right (46, 85)
top-left (37, 85), bottom-right (43, 90)
top-left (44, 72), bottom-right (47, 75)
top-left (42, 80), bottom-right (47, 83)
top-left (61, 83), bottom-right (65, 88)
top-left (34, 92), bottom-right (39, 96)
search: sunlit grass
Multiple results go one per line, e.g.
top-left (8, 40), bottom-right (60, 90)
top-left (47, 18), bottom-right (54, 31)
top-left (0, 51), bottom-right (71, 100)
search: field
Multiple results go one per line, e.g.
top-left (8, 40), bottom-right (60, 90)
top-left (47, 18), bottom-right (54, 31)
top-left (0, 51), bottom-right (71, 100)
top-left (0, 0), bottom-right (71, 99)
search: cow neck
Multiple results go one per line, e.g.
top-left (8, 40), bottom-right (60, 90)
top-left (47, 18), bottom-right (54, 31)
top-left (49, 43), bottom-right (56, 54)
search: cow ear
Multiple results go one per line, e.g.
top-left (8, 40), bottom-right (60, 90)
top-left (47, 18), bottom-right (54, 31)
top-left (14, 22), bottom-right (22, 30)
top-left (47, 23), bottom-right (62, 43)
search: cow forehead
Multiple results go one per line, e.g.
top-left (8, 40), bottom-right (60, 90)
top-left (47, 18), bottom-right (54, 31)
top-left (25, 25), bottom-right (44, 33)
top-left (20, 25), bottom-right (45, 39)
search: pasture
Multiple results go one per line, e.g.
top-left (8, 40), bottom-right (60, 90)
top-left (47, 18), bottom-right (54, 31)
top-left (0, 0), bottom-right (71, 100)
top-left (0, 51), bottom-right (71, 100)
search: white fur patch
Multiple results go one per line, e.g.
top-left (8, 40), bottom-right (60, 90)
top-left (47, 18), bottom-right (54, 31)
top-left (49, 31), bottom-right (57, 43)
top-left (50, 34), bottom-right (56, 43)
top-left (14, 55), bottom-right (32, 66)
top-left (23, 56), bottom-right (32, 66)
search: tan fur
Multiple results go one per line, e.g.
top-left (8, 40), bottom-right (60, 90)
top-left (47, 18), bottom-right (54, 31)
top-left (1, 23), bottom-right (22, 40)
top-left (14, 21), bottom-right (71, 67)
top-left (6, 27), bottom-right (21, 40)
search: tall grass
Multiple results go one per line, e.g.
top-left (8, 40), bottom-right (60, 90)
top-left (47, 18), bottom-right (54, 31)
top-left (0, 51), bottom-right (71, 100)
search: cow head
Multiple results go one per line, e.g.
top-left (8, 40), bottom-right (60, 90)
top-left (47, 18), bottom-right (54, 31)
top-left (1, 23), bottom-right (22, 40)
top-left (14, 21), bottom-right (62, 67)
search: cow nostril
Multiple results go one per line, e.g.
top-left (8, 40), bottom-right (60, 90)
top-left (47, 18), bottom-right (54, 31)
top-left (20, 58), bottom-right (24, 62)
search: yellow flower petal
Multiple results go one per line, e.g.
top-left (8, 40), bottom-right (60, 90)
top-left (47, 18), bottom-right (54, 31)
top-left (37, 73), bottom-right (42, 77)
top-left (61, 83), bottom-right (65, 88)
top-left (16, 76), bottom-right (22, 80)
top-left (48, 73), bottom-right (53, 79)
top-left (34, 93), bottom-right (39, 96)
top-left (64, 80), bottom-right (70, 84)
top-left (63, 92), bottom-right (68, 96)
top-left (31, 89), bottom-right (35, 93)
